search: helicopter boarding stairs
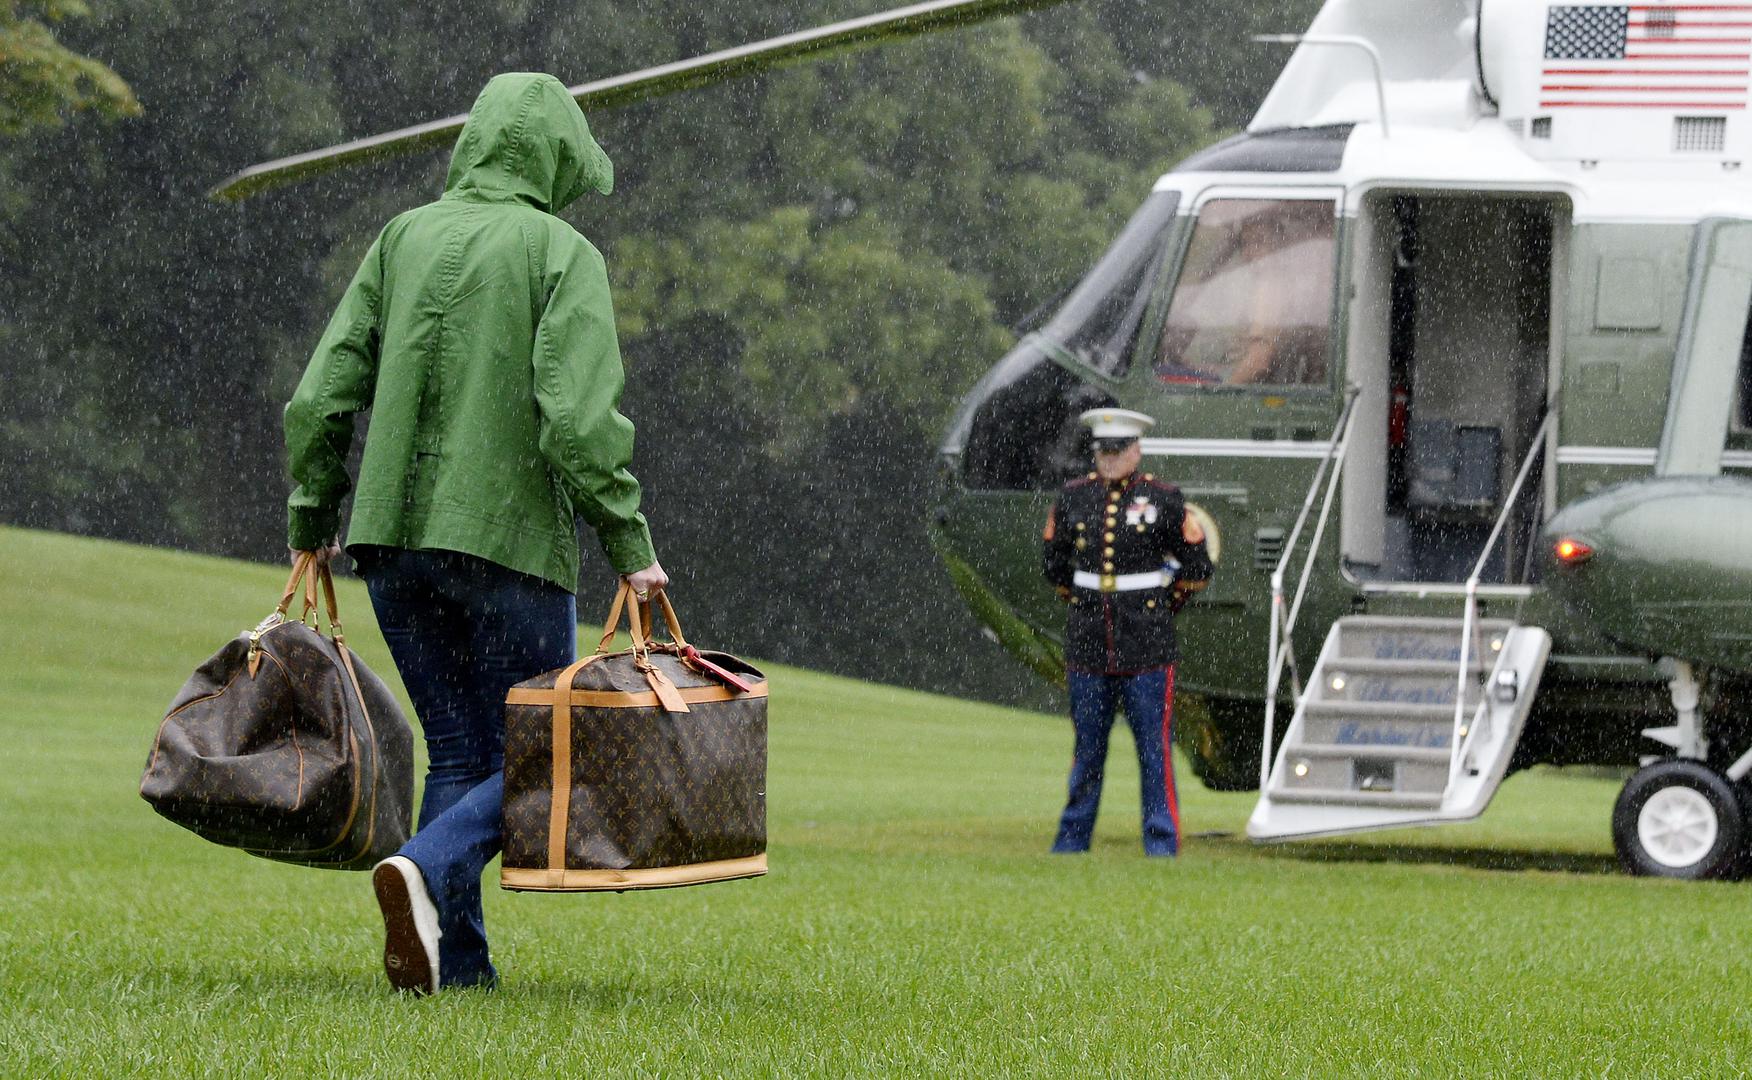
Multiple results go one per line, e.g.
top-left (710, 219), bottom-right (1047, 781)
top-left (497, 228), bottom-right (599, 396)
top-left (1245, 397), bottom-right (1554, 841)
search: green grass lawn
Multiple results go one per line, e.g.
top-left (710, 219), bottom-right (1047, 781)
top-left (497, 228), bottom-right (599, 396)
top-left (2, 525), bottom-right (1748, 1078)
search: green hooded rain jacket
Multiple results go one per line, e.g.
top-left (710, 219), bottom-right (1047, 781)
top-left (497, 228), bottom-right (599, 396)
top-left (285, 72), bottom-right (653, 591)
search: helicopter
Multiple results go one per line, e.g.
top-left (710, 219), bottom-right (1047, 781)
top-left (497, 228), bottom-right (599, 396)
top-left (217, 0), bottom-right (1752, 879)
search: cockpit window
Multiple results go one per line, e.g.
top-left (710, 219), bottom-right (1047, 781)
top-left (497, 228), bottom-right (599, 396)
top-left (1153, 198), bottom-right (1337, 388)
top-left (1034, 191), bottom-right (1180, 377)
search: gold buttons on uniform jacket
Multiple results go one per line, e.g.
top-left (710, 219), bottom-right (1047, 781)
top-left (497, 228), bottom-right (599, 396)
top-left (1103, 547), bottom-right (1115, 557)
top-left (1103, 562), bottom-right (1114, 572)
top-left (1104, 532), bottom-right (1114, 542)
top-left (1076, 539), bottom-right (1086, 550)
top-left (1147, 599), bottom-right (1158, 609)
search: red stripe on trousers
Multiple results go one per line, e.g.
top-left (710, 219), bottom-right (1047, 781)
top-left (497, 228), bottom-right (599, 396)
top-left (1163, 663), bottom-right (1179, 840)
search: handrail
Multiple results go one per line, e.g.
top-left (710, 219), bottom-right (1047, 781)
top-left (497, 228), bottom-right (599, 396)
top-left (1448, 405), bottom-right (1559, 785)
top-left (1259, 387), bottom-right (1363, 790)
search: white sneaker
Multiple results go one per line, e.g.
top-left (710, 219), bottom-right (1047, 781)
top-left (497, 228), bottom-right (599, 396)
top-left (372, 856), bottom-right (441, 994)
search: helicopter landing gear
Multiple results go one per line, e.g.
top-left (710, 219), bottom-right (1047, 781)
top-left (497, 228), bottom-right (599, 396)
top-left (1615, 660), bottom-right (1747, 879)
top-left (1612, 760), bottom-right (1746, 879)
top-left (1641, 660), bottom-right (1707, 761)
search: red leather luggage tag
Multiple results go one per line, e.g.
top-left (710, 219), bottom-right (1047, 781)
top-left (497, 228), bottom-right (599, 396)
top-left (681, 645), bottom-right (756, 694)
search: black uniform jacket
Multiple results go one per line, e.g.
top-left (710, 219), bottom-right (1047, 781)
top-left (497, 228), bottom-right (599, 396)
top-left (1043, 471), bottom-right (1214, 673)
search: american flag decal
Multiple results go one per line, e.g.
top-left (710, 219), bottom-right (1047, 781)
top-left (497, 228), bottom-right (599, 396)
top-left (1542, 3), bottom-right (1751, 109)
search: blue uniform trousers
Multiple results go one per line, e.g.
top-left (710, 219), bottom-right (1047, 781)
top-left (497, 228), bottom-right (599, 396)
top-left (1053, 665), bottom-right (1180, 856)
top-left (358, 547), bottom-right (577, 988)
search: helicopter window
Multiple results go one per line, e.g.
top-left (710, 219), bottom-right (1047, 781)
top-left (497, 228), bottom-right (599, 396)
top-left (1035, 191), bottom-right (1180, 377)
top-left (1153, 199), bottom-right (1336, 388)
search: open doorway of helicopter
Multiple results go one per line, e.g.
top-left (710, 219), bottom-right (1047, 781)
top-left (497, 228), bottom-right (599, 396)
top-left (1342, 190), bottom-right (1567, 588)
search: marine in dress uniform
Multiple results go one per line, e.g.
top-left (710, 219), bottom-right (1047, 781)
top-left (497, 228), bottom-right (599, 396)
top-left (1042, 408), bottom-right (1213, 856)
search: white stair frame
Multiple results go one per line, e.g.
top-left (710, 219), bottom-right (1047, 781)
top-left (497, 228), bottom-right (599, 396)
top-left (1248, 405), bottom-right (1558, 842)
top-left (1247, 618), bottom-right (1549, 839)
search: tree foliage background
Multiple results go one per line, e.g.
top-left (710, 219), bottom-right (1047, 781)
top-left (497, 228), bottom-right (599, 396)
top-left (0, 0), bottom-right (1316, 705)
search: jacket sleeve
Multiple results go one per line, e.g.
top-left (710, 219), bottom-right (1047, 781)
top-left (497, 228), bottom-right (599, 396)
top-left (1042, 498), bottom-right (1073, 593)
top-left (1165, 494), bottom-right (1213, 591)
top-left (284, 237), bottom-right (383, 551)
top-left (532, 238), bottom-right (655, 575)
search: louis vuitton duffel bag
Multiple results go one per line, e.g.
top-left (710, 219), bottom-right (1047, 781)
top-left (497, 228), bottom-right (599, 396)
top-left (140, 554), bottom-right (414, 870)
top-left (501, 584), bottom-right (768, 892)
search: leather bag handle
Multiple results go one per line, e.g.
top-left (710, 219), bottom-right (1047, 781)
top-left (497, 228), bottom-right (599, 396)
top-left (595, 583), bottom-right (690, 653)
top-left (596, 581), bottom-right (651, 656)
top-left (598, 586), bottom-right (746, 694)
top-left (644, 591), bottom-right (688, 651)
top-left (253, 555), bottom-right (352, 680)
top-left (314, 560), bottom-right (346, 643)
top-left (592, 582), bottom-right (689, 713)
top-left (272, 554), bottom-right (346, 642)
top-left (277, 553), bottom-right (315, 619)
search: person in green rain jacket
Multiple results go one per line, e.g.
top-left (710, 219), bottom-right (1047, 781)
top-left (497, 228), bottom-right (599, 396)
top-left (285, 72), bottom-right (668, 994)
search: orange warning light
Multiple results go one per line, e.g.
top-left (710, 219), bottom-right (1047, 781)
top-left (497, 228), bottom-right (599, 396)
top-left (1554, 538), bottom-right (1594, 565)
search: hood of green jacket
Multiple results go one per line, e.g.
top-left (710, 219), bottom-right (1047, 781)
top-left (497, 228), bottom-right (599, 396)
top-left (444, 72), bottom-right (613, 212)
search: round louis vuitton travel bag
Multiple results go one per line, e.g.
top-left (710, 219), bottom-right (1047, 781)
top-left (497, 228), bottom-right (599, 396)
top-left (140, 555), bottom-right (414, 870)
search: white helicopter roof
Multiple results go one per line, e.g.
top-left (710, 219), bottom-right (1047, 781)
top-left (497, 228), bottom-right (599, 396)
top-left (1155, 0), bottom-right (1752, 225)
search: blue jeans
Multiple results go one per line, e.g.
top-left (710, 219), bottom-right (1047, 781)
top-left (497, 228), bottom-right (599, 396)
top-left (1053, 666), bottom-right (1180, 856)
top-left (357, 546), bottom-right (576, 988)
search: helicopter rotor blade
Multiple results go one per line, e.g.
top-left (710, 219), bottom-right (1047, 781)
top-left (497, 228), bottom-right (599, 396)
top-left (209, 0), bottom-right (1077, 203)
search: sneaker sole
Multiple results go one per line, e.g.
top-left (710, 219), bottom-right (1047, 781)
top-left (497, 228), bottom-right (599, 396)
top-left (373, 862), bottom-right (437, 995)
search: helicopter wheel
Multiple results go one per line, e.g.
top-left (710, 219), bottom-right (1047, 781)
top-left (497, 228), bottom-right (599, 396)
top-left (1611, 760), bottom-right (1748, 880)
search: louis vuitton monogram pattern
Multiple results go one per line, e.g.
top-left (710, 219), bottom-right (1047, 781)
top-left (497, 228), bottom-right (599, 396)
top-left (501, 648), bottom-right (768, 890)
top-left (141, 621), bottom-right (415, 870)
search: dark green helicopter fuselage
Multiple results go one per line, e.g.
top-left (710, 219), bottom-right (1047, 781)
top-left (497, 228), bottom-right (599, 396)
top-left (931, 126), bottom-right (1752, 789)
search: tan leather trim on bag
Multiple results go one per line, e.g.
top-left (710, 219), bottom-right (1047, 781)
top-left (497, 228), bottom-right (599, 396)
top-left (501, 853), bottom-right (768, 892)
top-left (255, 565), bottom-right (375, 866)
top-left (504, 684), bottom-right (768, 709)
top-left (332, 643), bottom-right (374, 863)
top-left (298, 563), bottom-right (373, 865)
top-left (545, 654), bottom-right (601, 888)
top-left (644, 665), bottom-right (690, 714)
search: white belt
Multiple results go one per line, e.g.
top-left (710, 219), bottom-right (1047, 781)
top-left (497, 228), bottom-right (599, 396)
top-left (1073, 570), bottom-right (1167, 592)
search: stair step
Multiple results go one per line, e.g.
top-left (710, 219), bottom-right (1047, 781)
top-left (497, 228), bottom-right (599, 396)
top-left (1266, 788), bottom-right (1445, 810)
top-left (1274, 745), bottom-right (1450, 795)
top-left (1302, 700), bottom-right (1458, 720)
top-left (1308, 662), bottom-right (1484, 708)
top-left (1320, 657), bottom-right (1488, 677)
top-left (1334, 616), bottom-right (1518, 632)
top-left (1332, 616), bottom-right (1515, 664)
top-left (1285, 743), bottom-right (1452, 764)
top-left (1299, 707), bottom-right (1455, 751)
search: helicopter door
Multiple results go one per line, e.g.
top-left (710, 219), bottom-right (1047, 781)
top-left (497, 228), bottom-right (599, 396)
top-left (1343, 192), bottom-right (1561, 585)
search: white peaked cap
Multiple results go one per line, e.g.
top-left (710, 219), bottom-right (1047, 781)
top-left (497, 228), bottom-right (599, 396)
top-left (1078, 407), bottom-right (1155, 441)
